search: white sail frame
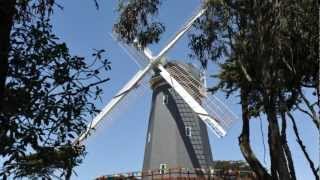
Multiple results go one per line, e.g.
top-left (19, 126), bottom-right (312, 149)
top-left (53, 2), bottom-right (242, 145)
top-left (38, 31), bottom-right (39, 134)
top-left (157, 64), bottom-right (226, 137)
top-left (75, 6), bottom-right (222, 143)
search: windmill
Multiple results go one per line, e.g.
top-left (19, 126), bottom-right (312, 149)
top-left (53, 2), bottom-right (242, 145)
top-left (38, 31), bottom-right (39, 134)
top-left (74, 5), bottom-right (237, 175)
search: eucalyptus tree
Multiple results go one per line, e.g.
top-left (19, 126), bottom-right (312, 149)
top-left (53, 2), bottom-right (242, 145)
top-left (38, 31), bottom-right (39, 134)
top-left (114, 0), bottom-right (319, 180)
top-left (188, 1), bottom-right (318, 179)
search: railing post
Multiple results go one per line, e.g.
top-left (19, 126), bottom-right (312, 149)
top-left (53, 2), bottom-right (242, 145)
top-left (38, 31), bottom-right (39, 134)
top-left (161, 169), bottom-right (163, 180)
top-left (187, 168), bottom-right (190, 179)
top-left (151, 170), bottom-right (153, 180)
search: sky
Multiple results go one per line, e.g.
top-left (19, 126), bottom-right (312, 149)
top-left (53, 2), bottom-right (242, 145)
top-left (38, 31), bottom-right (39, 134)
top-left (50, 0), bottom-right (319, 179)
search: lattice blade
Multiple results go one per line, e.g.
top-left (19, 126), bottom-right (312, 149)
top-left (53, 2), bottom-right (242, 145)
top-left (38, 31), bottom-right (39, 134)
top-left (157, 64), bottom-right (226, 138)
top-left (110, 32), bottom-right (151, 68)
top-left (75, 64), bottom-right (153, 143)
top-left (83, 74), bottom-right (151, 143)
top-left (202, 95), bottom-right (239, 131)
top-left (154, 7), bottom-right (207, 60)
top-left (165, 62), bottom-right (238, 134)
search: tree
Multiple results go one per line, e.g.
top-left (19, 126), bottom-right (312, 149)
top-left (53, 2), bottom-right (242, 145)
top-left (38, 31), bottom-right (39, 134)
top-left (212, 160), bottom-right (251, 171)
top-left (113, 0), bottom-right (319, 180)
top-left (0, 0), bottom-right (15, 107)
top-left (188, 0), bottom-right (318, 179)
top-left (114, 0), bottom-right (165, 49)
top-left (0, 1), bottom-right (110, 179)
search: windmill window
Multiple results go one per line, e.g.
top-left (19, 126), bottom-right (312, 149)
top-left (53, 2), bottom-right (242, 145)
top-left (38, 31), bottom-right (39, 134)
top-left (147, 132), bottom-right (151, 143)
top-left (186, 126), bottom-right (192, 137)
top-left (199, 160), bottom-right (206, 164)
top-left (159, 163), bottom-right (168, 174)
top-left (162, 94), bottom-right (168, 104)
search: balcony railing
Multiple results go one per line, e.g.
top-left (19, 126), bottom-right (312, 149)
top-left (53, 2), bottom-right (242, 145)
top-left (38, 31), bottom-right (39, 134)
top-left (96, 167), bottom-right (256, 180)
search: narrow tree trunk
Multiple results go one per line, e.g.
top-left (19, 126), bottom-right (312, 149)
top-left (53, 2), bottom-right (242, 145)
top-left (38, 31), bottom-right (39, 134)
top-left (238, 89), bottom-right (271, 180)
top-left (280, 111), bottom-right (296, 180)
top-left (265, 98), bottom-right (291, 180)
top-left (65, 168), bottom-right (72, 180)
top-left (0, 0), bottom-right (15, 109)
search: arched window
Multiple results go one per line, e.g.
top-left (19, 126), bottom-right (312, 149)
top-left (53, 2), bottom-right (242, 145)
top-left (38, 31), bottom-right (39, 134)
top-left (162, 94), bottom-right (168, 104)
top-left (159, 163), bottom-right (168, 174)
top-left (147, 132), bottom-right (151, 143)
top-left (185, 126), bottom-right (192, 137)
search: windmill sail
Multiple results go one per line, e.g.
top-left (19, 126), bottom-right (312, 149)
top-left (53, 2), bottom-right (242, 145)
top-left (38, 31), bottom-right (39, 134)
top-left (157, 64), bottom-right (227, 137)
top-left (75, 4), bottom-right (237, 143)
top-left (110, 32), bottom-right (150, 68)
top-left (202, 95), bottom-right (238, 131)
top-left (165, 62), bottom-right (238, 131)
top-left (153, 8), bottom-right (207, 60)
top-left (75, 64), bottom-right (153, 143)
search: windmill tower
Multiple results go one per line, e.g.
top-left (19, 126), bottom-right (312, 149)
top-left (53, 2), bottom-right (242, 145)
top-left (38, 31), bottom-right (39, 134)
top-left (143, 61), bottom-right (213, 171)
top-left (74, 5), bottom-right (237, 178)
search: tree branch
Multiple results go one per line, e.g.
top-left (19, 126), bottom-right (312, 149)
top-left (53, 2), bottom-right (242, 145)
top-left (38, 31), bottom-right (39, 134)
top-left (287, 112), bottom-right (319, 180)
top-left (299, 89), bottom-right (319, 129)
top-left (280, 111), bottom-right (296, 180)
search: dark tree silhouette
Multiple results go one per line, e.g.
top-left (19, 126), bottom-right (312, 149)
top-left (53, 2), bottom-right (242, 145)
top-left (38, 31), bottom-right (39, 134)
top-left (188, 1), bottom-right (318, 179)
top-left (0, 0), bottom-right (110, 179)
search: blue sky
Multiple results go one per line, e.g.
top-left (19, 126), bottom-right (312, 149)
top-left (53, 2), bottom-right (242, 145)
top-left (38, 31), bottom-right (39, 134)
top-left (50, 0), bottom-right (319, 179)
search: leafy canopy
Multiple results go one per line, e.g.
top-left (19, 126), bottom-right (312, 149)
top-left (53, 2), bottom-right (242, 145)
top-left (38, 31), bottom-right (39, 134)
top-left (0, 0), bottom-right (110, 179)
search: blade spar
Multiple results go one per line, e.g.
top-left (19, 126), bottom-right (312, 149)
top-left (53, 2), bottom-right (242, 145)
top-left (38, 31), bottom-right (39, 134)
top-left (75, 64), bottom-right (153, 143)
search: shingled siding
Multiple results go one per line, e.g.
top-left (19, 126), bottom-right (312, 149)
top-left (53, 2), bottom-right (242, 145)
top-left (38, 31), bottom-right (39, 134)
top-left (143, 62), bottom-right (213, 174)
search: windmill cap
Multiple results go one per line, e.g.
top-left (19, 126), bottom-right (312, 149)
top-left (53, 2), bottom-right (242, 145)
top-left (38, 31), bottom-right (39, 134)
top-left (165, 60), bottom-right (202, 81)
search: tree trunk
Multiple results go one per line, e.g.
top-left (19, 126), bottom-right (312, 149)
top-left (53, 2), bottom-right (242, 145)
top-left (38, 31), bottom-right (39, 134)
top-left (280, 111), bottom-right (296, 180)
top-left (0, 0), bottom-right (15, 109)
top-left (265, 97), bottom-right (291, 180)
top-left (65, 168), bottom-right (72, 180)
top-left (238, 89), bottom-right (271, 180)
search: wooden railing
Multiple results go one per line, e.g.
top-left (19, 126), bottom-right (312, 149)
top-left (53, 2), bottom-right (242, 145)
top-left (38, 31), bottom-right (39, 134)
top-left (96, 168), bottom-right (256, 180)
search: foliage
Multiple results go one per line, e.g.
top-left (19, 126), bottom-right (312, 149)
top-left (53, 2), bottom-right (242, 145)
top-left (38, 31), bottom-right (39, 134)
top-left (3, 145), bottom-right (84, 179)
top-left (191, 0), bottom-right (318, 106)
top-left (213, 160), bottom-right (251, 171)
top-left (188, 0), bottom-right (318, 179)
top-left (0, 0), bottom-right (110, 179)
top-left (114, 0), bottom-right (165, 48)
